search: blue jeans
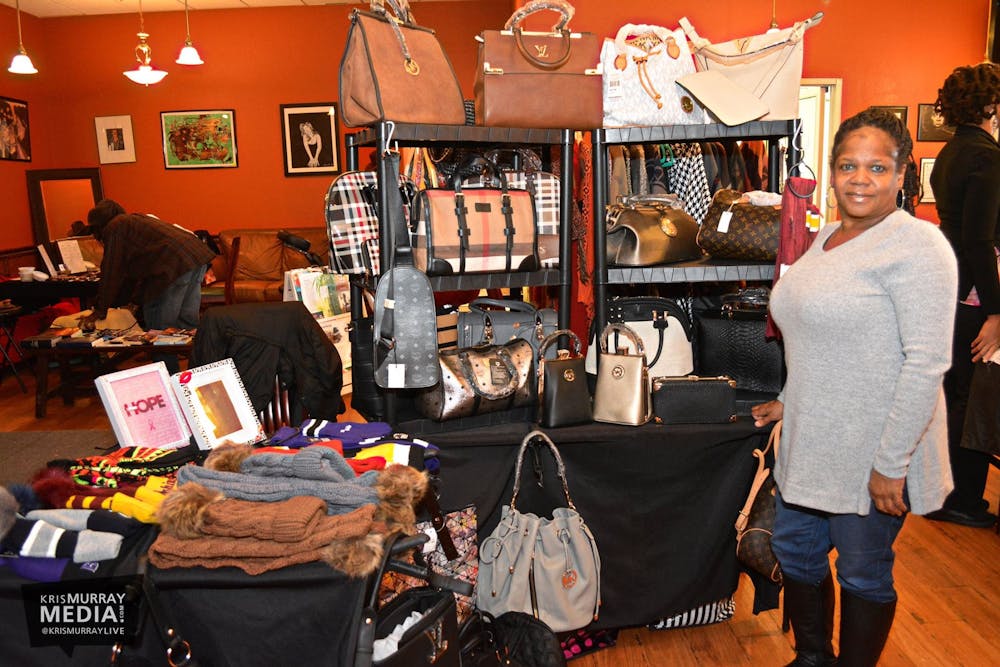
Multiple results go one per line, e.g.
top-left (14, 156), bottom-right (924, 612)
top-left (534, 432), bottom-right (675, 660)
top-left (772, 491), bottom-right (906, 604)
top-left (143, 265), bottom-right (207, 331)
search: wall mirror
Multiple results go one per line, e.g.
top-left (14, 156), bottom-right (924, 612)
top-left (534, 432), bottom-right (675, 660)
top-left (26, 168), bottom-right (104, 248)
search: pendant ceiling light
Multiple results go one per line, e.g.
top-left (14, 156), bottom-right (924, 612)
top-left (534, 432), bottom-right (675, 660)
top-left (176, 0), bottom-right (204, 65)
top-left (766, 0), bottom-right (780, 33)
top-left (8, 0), bottom-right (38, 75)
top-left (123, 0), bottom-right (167, 86)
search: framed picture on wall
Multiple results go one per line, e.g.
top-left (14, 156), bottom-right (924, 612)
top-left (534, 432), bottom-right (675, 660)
top-left (916, 103), bottom-right (956, 141)
top-left (0, 96), bottom-right (31, 161)
top-left (919, 157), bottom-right (936, 203)
top-left (95, 115), bottom-right (136, 164)
top-left (279, 103), bottom-right (340, 177)
top-left (160, 109), bottom-right (238, 169)
top-left (871, 105), bottom-right (908, 127)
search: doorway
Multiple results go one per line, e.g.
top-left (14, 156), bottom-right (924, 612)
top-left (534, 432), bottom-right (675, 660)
top-left (798, 78), bottom-right (842, 224)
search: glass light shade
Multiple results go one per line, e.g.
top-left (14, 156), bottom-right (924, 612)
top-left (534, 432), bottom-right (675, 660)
top-left (8, 50), bottom-right (37, 75)
top-left (124, 65), bottom-right (168, 85)
top-left (176, 43), bottom-right (204, 66)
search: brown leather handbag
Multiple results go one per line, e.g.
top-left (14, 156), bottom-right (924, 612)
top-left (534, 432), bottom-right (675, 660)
top-left (697, 189), bottom-right (781, 261)
top-left (339, 0), bottom-right (466, 127)
top-left (474, 0), bottom-right (602, 129)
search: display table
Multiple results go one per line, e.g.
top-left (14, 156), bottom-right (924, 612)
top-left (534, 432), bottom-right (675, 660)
top-left (0, 276), bottom-right (100, 312)
top-left (22, 340), bottom-right (191, 418)
top-left (0, 421), bottom-right (770, 665)
top-left (425, 420), bottom-right (769, 630)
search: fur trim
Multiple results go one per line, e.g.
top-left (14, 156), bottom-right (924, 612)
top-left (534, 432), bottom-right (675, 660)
top-left (203, 442), bottom-right (254, 472)
top-left (319, 533), bottom-right (384, 578)
top-left (157, 483), bottom-right (223, 538)
top-left (0, 486), bottom-right (18, 541)
top-left (373, 465), bottom-right (428, 535)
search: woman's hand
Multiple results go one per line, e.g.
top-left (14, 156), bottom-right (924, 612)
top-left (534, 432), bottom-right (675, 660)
top-left (970, 313), bottom-right (1000, 363)
top-left (751, 400), bottom-right (784, 427)
top-left (868, 469), bottom-right (907, 516)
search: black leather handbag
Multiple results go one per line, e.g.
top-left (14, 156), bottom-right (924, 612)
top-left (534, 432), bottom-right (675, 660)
top-left (651, 375), bottom-right (737, 424)
top-left (538, 329), bottom-right (591, 428)
top-left (695, 301), bottom-right (784, 396)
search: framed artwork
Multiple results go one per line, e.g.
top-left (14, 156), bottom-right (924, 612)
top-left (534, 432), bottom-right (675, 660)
top-left (917, 103), bottom-right (956, 141)
top-left (94, 115), bottom-right (136, 164)
top-left (95, 363), bottom-right (192, 449)
top-left (870, 105), bottom-right (907, 127)
top-left (160, 109), bottom-right (237, 168)
top-left (0, 96), bottom-right (31, 161)
top-left (171, 359), bottom-right (264, 450)
top-left (919, 157), bottom-right (936, 203)
top-left (279, 102), bottom-right (340, 176)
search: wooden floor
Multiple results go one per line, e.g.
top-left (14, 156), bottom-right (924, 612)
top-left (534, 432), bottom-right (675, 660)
top-left (0, 362), bottom-right (998, 665)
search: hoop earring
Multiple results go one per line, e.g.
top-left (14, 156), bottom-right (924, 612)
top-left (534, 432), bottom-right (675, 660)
top-left (896, 189), bottom-right (905, 210)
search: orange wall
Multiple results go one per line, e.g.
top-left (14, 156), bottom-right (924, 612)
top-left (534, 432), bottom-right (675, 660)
top-left (0, 0), bottom-right (988, 251)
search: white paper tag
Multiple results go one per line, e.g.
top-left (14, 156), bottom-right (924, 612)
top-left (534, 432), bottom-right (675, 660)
top-left (607, 76), bottom-right (624, 99)
top-left (387, 363), bottom-right (406, 388)
top-left (780, 263), bottom-right (792, 278)
top-left (420, 526), bottom-right (439, 554)
top-left (717, 210), bottom-right (733, 234)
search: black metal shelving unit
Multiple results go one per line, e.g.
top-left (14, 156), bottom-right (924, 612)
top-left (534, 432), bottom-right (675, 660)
top-left (590, 119), bottom-right (799, 336)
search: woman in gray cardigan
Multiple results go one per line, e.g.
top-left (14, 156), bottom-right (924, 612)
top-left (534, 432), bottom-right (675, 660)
top-left (752, 108), bottom-right (957, 666)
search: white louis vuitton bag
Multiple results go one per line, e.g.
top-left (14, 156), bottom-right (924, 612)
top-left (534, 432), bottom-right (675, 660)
top-left (601, 24), bottom-right (706, 128)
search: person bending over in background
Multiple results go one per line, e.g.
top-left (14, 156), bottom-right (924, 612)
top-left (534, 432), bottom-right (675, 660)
top-left (79, 199), bottom-right (216, 334)
top-left (925, 62), bottom-right (1000, 529)
top-left (752, 108), bottom-right (957, 667)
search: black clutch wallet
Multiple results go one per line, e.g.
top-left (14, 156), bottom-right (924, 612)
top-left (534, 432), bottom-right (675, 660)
top-left (652, 375), bottom-right (737, 425)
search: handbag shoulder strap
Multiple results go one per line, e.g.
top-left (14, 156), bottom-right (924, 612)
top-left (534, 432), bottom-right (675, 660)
top-left (735, 420), bottom-right (781, 532)
top-left (510, 430), bottom-right (575, 511)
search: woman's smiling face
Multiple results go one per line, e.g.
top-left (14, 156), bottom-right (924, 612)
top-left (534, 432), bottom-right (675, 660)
top-left (831, 126), bottom-right (906, 227)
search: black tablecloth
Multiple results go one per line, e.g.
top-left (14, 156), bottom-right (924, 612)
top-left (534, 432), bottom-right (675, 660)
top-left (424, 420), bottom-right (769, 630)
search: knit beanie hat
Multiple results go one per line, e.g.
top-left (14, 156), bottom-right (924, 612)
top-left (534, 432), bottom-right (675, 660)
top-left (150, 498), bottom-right (383, 576)
top-left (176, 446), bottom-right (380, 515)
top-left (158, 482), bottom-right (329, 543)
top-left (269, 421), bottom-right (393, 449)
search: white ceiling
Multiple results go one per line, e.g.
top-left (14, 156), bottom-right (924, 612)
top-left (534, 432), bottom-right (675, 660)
top-left (1, 0), bottom-right (466, 19)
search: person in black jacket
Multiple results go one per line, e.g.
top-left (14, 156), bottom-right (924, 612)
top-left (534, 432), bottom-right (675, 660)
top-left (927, 63), bottom-right (1000, 528)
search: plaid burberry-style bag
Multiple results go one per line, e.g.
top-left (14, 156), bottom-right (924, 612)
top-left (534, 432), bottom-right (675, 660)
top-left (464, 169), bottom-right (561, 267)
top-left (324, 170), bottom-right (415, 275)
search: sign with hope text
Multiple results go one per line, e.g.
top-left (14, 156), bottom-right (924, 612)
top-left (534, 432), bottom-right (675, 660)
top-left (95, 362), bottom-right (192, 449)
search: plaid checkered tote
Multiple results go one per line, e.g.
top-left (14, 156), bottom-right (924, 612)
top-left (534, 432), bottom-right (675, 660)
top-left (464, 169), bottom-right (561, 267)
top-left (324, 170), bottom-right (415, 274)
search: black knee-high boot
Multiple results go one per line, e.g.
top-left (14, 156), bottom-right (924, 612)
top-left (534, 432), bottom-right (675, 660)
top-left (837, 590), bottom-right (896, 667)
top-left (782, 573), bottom-right (837, 666)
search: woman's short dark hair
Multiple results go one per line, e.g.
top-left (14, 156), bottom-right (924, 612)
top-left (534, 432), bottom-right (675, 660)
top-left (830, 107), bottom-right (913, 171)
top-left (935, 63), bottom-right (1000, 127)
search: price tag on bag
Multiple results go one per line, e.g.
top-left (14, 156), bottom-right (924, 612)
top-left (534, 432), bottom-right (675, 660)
top-left (717, 210), bottom-right (733, 234)
top-left (388, 364), bottom-right (406, 388)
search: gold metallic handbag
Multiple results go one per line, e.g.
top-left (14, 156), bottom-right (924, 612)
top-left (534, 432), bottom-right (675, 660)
top-left (416, 339), bottom-right (535, 421)
top-left (592, 323), bottom-right (651, 426)
top-left (606, 194), bottom-right (703, 266)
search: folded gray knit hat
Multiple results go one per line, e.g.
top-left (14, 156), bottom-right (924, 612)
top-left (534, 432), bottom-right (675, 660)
top-left (176, 445), bottom-right (379, 515)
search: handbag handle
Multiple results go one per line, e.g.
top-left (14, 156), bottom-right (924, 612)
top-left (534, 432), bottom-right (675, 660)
top-left (510, 430), bottom-right (576, 511)
top-left (735, 420), bottom-right (781, 533)
top-left (599, 322), bottom-right (645, 357)
top-left (368, 0), bottom-right (422, 76)
top-left (457, 345), bottom-right (520, 400)
top-left (469, 297), bottom-right (538, 316)
top-left (504, 0), bottom-right (574, 32)
top-left (504, 0), bottom-right (575, 70)
top-left (612, 23), bottom-right (677, 57)
top-left (538, 328), bottom-right (581, 361)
